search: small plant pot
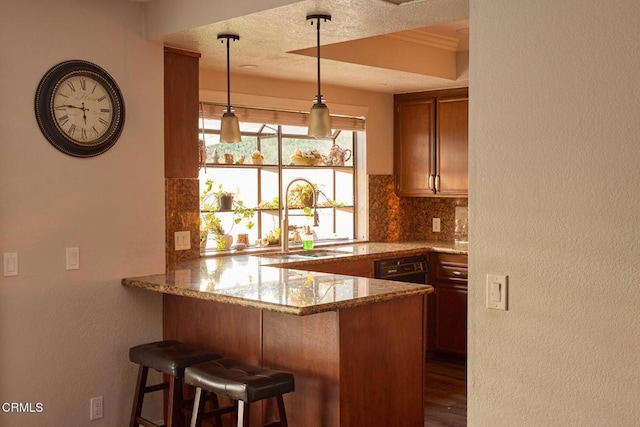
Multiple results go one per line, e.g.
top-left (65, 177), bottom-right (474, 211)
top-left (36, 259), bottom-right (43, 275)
top-left (218, 194), bottom-right (234, 211)
top-left (301, 195), bottom-right (314, 208)
top-left (214, 234), bottom-right (233, 251)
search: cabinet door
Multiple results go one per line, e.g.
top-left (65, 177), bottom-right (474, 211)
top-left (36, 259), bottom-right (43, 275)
top-left (394, 97), bottom-right (435, 196)
top-left (428, 252), bottom-right (468, 359)
top-left (434, 284), bottom-right (467, 355)
top-left (436, 95), bottom-right (468, 196)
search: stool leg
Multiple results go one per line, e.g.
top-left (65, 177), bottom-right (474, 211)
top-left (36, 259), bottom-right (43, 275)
top-left (167, 375), bottom-right (184, 427)
top-left (237, 400), bottom-right (250, 427)
top-left (209, 393), bottom-right (224, 427)
top-left (275, 395), bottom-right (288, 427)
top-left (130, 365), bottom-right (148, 427)
top-left (190, 387), bottom-right (207, 427)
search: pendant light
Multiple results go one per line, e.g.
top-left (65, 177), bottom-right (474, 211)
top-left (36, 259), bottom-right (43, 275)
top-left (218, 34), bottom-right (241, 143)
top-left (307, 14), bottom-right (332, 139)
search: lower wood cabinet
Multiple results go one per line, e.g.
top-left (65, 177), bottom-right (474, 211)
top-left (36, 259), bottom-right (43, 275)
top-left (427, 252), bottom-right (468, 360)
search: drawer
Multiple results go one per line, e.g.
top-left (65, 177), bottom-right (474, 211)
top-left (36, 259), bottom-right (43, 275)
top-left (430, 253), bottom-right (468, 283)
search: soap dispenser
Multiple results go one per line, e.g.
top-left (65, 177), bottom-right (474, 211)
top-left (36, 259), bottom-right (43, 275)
top-left (302, 225), bottom-right (314, 251)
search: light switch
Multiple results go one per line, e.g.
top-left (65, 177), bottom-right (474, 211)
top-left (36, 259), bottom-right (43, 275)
top-left (3, 252), bottom-right (18, 277)
top-left (432, 218), bottom-right (441, 233)
top-left (66, 247), bottom-right (80, 270)
top-left (486, 274), bottom-right (508, 310)
top-left (490, 282), bottom-right (502, 302)
top-left (174, 231), bottom-right (191, 251)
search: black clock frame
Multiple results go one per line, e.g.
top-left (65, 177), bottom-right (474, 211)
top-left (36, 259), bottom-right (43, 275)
top-left (34, 60), bottom-right (125, 158)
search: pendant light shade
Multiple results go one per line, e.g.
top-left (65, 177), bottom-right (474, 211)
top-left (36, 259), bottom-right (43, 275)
top-left (308, 101), bottom-right (331, 137)
top-left (218, 33), bottom-right (241, 143)
top-left (307, 14), bottom-right (332, 139)
top-left (220, 110), bottom-right (241, 142)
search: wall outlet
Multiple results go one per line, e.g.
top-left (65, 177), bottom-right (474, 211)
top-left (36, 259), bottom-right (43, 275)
top-left (432, 218), bottom-right (441, 233)
top-left (90, 396), bottom-right (103, 420)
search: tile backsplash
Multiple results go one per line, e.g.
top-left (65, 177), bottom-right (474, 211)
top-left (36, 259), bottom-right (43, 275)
top-left (166, 178), bottom-right (200, 266)
top-left (368, 175), bottom-right (467, 242)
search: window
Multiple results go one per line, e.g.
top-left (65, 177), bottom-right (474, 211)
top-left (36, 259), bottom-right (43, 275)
top-left (198, 102), bottom-right (363, 253)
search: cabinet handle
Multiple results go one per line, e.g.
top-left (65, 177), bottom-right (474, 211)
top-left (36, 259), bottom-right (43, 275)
top-left (428, 174), bottom-right (434, 190)
top-left (435, 175), bottom-right (440, 192)
top-left (452, 271), bottom-right (461, 276)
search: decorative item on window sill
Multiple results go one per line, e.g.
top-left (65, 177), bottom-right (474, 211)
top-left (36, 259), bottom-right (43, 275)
top-left (307, 14), bottom-right (332, 139)
top-left (218, 33), bottom-right (242, 143)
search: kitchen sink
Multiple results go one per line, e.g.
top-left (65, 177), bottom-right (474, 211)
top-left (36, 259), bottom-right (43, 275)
top-left (258, 249), bottom-right (352, 259)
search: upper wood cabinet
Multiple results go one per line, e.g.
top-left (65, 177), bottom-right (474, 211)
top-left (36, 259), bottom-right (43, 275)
top-left (164, 47), bottom-right (200, 179)
top-left (394, 88), bottom-right (468, 197)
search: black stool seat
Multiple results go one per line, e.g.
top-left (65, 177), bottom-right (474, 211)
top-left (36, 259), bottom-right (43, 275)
top-left (185, 358), bottom-right (295, 427)
top-left (129, 340), bottom-right (225, 427)
top-left (130, 340), bottom-right (222, 378)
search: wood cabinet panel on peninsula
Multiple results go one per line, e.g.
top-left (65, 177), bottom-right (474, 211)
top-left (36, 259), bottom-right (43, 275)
top-left (290, 258), bottom-right (374, 277)
top-left (163, 293), bottom-right (425, 427)
top-left (428, 252), bottom-right (468, 359)
top-left (394, 88), bottom-right (468, 197)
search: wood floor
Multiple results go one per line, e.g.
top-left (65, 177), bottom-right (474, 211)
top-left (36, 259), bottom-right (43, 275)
top-left (424, 359), bottom-right (467, 426)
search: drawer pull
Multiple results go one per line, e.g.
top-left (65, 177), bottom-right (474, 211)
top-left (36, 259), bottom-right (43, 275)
top-left (452, 271), bottom-right (462, 276)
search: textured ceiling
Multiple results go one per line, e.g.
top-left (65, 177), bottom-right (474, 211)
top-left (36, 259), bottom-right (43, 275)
top-left (150, 0), bottom-right (469, 94)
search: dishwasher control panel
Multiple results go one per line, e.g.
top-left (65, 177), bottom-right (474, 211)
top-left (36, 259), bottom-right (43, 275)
top-left (374, 255), bottom-right (427, 281)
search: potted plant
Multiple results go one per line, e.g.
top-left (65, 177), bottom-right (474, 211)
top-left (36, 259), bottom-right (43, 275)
top-left (286, 182), bottom-right (344, 218)
top-left (200, 179), bottom-right (255, 251)
top-left (287, 183), bottom-right (318, 208)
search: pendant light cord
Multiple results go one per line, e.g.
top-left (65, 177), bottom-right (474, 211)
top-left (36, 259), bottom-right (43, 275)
top-left (226, 37), bottom-right (231, 113)
top-left (218, 34), bottom-right (239, 114)
top-left (307, 14), bottom-right (331, 105)
top-left (316, 17), bottom-right (322, 103)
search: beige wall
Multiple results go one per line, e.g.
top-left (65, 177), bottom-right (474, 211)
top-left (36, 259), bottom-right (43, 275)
top-left (199, 68), bottom-right (395, 174)
top-left (0, 1), bottom-right (165, 425)
top-left (469, 0), bottom-right (640, 425)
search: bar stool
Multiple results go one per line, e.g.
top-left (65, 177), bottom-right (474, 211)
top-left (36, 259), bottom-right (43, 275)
top-left (185, 358), bottom-right (295, 427)
top-left (129, 340), bottom-right (229, 427)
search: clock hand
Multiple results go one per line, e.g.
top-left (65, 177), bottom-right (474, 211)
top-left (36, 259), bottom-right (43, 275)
top-left (81, 102), bottom-right (87, 124)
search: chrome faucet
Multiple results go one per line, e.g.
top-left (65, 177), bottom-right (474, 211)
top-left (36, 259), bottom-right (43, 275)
top-left (282, 177), bottom-right (319, 253)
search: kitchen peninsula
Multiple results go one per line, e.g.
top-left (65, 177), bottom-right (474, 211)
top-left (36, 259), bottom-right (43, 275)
top-left (122, 242), bottom-right (467, 426)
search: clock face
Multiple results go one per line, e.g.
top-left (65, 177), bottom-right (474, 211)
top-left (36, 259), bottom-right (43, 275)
top-left (35, 60), bottom-right (125, 157)
top-left (52, 72), bottom-right (115, 145)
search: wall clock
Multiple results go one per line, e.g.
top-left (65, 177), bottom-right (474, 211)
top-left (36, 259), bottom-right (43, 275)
top-left (34, 60), bottom-right (125, 157)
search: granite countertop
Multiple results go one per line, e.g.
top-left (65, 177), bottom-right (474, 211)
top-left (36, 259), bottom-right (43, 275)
top-left (121, 241), bottom-right (467, 316)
